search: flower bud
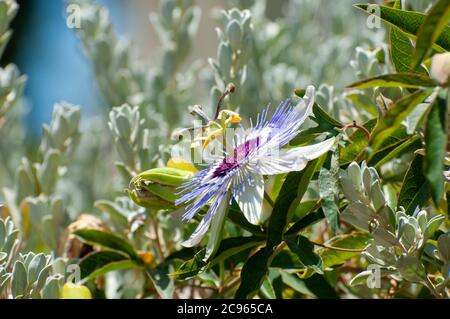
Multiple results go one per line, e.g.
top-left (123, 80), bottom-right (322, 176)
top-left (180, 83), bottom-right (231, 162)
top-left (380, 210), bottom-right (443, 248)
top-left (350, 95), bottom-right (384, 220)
top-left (128, 167), bottom-right (194, 209)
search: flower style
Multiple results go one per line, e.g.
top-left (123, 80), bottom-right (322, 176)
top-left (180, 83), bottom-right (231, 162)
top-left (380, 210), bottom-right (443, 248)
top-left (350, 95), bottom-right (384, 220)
top-left (176, 86), bottom-right (336, 255)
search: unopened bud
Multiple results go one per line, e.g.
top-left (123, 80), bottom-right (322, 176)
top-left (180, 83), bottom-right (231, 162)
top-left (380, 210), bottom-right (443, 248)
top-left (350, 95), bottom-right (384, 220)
top-left (128, 167), bottom-right (194, 209)
top-left (431, 52), bottom-right (450, 86)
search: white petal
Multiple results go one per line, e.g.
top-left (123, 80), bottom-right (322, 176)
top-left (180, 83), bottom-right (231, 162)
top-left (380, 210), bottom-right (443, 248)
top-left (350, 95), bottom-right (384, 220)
top-left (234, 173), bottom-right (264, 225)
top-left (253, 137), bottom-right (336, 175)
top-left (181, 215), bottom-right (211, 247)
top-left (205, 192), bottom-right (231, 260)
top-left (292, 85), bottom-right (315, 125)
top-left (181, 190), bottom-right (229, 248)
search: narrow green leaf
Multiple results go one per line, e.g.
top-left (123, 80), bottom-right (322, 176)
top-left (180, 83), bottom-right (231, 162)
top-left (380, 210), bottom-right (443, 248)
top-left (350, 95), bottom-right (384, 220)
top-left (285, 235), bottom-right (323, 274)
top-left (389, 0), bottom-right (416, 73)
top-left (412, 0), bottom-right (450, 69)
top-left (347, 73), bottom-right (437, 89)
top-left (397, 155), bottom-right (430, 214)
top-left (228, 206), bottom-right (265, 236)
top-left (279, 271), bottom-right (315, 297)
top-left (319, 151), bottom-right (340, 232)
top-left (267, 158), bottom-right (324, 247)
top-left (424, 90), bottom-right (448, 205)
top-left (354, 4), bottom-right (450, 51)
top-left (390, 24), bottom-right (415, 72)
top-left (74, 229), bottom-right (140, 262)
top-left (284, 209), bottom-right (325, 237)
top-left (170, 236), bottom-right (263, 281)
top-left (236, 158), bottom-right (326, 298)
top-left (345, 92), bottom-right (378, 116)
top-left (235, 247), bottom-right (273, 298)
top-left (170, 249), bottom-right (206, 281)
top-left (78, 251), bottom-right (129, 280)
top-left (209, 236), bottom-right (264, 267)
top-left (260, 276), bottom-right (277, 299)
top-left (83, 260), bottom-right (136, 283)
top-left (145, 263), bottom-right (175, 299)
top-left (371, 90), bottom-right (432, 151)
top-left (318, 233), bottom-right (371, 268)
top-left (370, 135), bottom-right (422, 168)
top-left (302, 274), bottom-right (339, 299)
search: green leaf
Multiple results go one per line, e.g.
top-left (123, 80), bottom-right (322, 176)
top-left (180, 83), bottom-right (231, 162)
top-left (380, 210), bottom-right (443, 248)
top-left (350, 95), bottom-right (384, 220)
top-left (260, 276), bottom-right (277, 299)
top-left (284, 209), bottom-right (325, 237)
top-left (397, 155), bottom-right (430, 214)
top-left (170, 236), bottom-right (263, 281)
top-left (347, 73), bottom-right (437, 89)
top-left (319, 150), bottom-right (340, 232)
top-left (389, 0), bottom-right (415, 73)
top-left (41, 277), bottom-right (61, 299)
top-left (83, 260), bottom-right (136, 283)
top-left (270, 249), bottom-right (305, 270)
top-left (236, 158), bottom-right (326, 298)
top-left (74, 229), bottom-right (140, 262)
top-left (354, 4), bottom-right (450, 51)
top-left (290, 97), bottom-right (343, 145)
top-left (318, 233), bottom-right (371, 268)
top-left (170, 249), bottom-right (206, 281)
top-left (94, 200), bottom-right (128, 230)
top-left (209, 236), bottom-right (264, 267)
top-left (302, 274), bottom-right (339, 298)
top-left (411, 0), bottom-right (450, 69)
top-left (279, 271), bottom-right (315, 297)
top-left (370, 135), bottom-right (422, 169)
top-left (345, 92), bottom-right (378, 116)
top-left (370, 90), bottom-right (432, 151)
top-left (228, 205), bottom-right (265, 236)
top-left (285, 235), bottom-right (323, 274)
top-left (424, 90), bottom-right (448, 205)
top-left (145, 263), bottom-right (175, 299)
top-left (267, 158), bottom-right (324, 247)
top-left (340, 119), bottom-right (376, 166)
top-left (390, 24), bottom-right (416, 73)
top-left (235, 247), bottom-right (273, 298)
top-left (11, 261), bottom-right (28, 298)
top-left (78, 251), bottom-right (129, 281)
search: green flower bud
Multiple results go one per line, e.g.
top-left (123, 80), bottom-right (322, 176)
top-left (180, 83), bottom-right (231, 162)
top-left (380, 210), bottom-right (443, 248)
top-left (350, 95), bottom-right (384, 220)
top-left (127, 188), bottom-right (175, 210)
top-left (131, 167), bottom-right (193, 187)
top-left (128, 167), bottom-right (194, 209)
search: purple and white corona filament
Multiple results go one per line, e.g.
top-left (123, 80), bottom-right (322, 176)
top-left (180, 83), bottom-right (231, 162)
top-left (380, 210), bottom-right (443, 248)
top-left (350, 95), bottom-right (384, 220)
top-left (176, 86), bottom-right (336, 251)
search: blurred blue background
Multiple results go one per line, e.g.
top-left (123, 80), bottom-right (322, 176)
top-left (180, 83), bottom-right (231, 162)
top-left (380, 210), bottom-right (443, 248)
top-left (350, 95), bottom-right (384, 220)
top-left (3, 0), bottom-right (130, 135)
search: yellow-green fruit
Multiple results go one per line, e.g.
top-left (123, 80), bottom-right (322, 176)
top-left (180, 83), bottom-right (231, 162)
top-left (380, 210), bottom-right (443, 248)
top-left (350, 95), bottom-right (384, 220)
top-left (61, 283), bottom-right (92, 299)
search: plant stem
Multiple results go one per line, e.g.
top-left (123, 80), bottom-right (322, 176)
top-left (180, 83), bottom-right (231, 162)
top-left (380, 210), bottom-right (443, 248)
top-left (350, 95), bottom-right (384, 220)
top-left (343, 120), bottom-right (371, 140)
